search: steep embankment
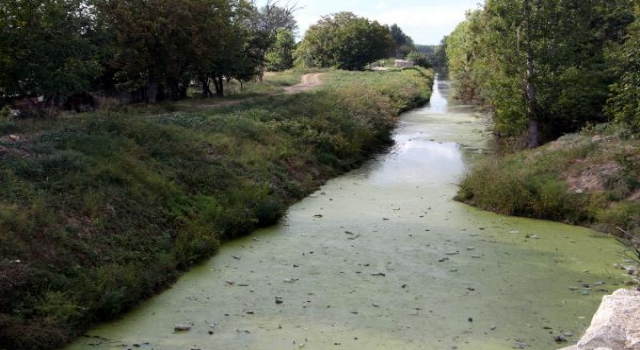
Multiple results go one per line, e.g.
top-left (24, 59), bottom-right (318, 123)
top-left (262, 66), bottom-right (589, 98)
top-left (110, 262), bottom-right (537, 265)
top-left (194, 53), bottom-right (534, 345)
top-left (457, 124), bottom-right (640, 242)
top-left (0, 68), bottom-right (434, 350)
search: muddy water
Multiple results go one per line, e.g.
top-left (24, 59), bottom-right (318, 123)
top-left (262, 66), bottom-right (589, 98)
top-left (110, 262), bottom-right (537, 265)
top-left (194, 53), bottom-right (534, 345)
top-left (66, 78), bottom-right (628, 350)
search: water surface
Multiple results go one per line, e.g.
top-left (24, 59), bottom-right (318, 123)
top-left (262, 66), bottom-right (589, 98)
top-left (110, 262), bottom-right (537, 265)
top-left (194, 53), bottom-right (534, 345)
top-left (66, 77), bottom-right (628, 350)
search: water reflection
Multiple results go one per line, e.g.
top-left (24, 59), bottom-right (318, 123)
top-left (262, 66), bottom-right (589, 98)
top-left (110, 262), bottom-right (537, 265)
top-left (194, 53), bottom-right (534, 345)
top-left (425, 74), bottom-right (450, 114)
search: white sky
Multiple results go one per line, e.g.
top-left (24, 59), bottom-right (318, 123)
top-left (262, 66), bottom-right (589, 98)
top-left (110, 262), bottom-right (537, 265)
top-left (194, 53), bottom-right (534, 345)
top-left (256, 0), bottom-right (485, 45)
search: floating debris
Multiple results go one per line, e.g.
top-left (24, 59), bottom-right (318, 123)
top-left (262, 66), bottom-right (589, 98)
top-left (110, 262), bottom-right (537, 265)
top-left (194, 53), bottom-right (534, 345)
top-left (371, 272), bottom-right (386, 277)
top-left (554, 335), bottom-right (568, 343)
top-left (174, 324), bottom-right (192, 332)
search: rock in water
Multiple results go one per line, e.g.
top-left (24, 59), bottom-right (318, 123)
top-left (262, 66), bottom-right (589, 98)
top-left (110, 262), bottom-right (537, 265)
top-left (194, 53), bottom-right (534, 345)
top-left (577, 289), bottom-right (640, 350)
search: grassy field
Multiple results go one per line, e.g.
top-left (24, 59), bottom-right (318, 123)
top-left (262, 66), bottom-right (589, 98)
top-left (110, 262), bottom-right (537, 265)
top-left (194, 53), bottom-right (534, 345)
top-left (0, 68), bottom-right (433, 350)
top-left (457, 123), bottom-right (640, 243)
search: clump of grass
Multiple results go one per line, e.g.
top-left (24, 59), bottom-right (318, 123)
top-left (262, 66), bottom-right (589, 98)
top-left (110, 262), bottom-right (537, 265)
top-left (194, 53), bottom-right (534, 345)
top-left (457, 122), bottom-right (640, 234)
top-left (0, 68), bottom-right (433, 350)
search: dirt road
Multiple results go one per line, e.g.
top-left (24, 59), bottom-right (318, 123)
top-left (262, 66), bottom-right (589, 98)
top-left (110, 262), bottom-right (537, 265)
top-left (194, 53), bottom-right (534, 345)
top-left (283, 73), bottom-right (322, 94)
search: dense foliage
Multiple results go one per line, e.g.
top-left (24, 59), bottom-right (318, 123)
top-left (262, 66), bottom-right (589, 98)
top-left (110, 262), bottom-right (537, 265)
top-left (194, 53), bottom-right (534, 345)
top-left (0, 0), bottom-right (297, 106)
top-left (0, 68), bottom-right (433, 350)
top-left (0, 0), bottom-right (100, 103)
top-left (446, 0), bottom-right (637, 147)
top-left (607, 9), bottom-right (640, 133)
top-left (389, 23), bottom-right (415, 58)
top-left (295, 12), bottom-right (395, 70)
top-left (265, 28), bottom-right (297, 71)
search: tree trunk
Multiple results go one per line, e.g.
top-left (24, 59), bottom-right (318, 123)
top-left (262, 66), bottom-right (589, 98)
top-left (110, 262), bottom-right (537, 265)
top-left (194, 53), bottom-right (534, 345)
top-left (168, 79), bottom-right (179, 101)
top-left (201, 76), bottom-right (212, 98)
top-left (146, 81), bottom-right (158, 103)
top-left (179, 78), bottom-right (189, 99)
top-left (212, 75), bottom-right (224, 97)
top-left (524, 0), bottom-right (539, 148)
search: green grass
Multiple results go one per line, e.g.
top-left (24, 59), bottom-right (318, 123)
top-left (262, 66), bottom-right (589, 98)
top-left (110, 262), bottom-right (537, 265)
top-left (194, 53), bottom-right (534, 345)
top-left (457, 123), bottom-right (640, 238)
top-left (0, 68), bottom-right (433, 350)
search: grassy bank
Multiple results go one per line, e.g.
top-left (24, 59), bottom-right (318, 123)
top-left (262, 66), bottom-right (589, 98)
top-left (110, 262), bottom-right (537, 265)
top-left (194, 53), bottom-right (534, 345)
top-left (457, 123), bottom-right (640, 242)
top-left (0, 68), bottom-right (433, 350)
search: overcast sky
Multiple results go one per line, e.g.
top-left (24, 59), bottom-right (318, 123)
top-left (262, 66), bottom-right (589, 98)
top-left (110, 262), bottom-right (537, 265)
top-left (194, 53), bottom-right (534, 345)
top-left (256, 0), bottom-right (485, 45)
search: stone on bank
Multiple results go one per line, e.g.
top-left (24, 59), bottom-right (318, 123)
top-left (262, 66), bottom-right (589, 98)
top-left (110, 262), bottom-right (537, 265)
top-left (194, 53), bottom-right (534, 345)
top-left (559, 289), bottom-right (640, 350)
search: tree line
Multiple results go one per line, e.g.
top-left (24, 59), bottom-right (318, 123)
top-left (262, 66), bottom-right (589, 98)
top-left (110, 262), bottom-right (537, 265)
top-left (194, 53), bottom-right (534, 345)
top-left (444, 0), bottom-right (640, 148)
top-left (0, 0), bottom-right (426, 111)
top-left (0, 0), bottom-right (300, 107)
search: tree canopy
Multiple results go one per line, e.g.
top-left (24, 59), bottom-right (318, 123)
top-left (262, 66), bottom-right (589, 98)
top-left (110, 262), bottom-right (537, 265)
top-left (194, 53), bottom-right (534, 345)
top-left (296, 12), bottom-right (394, 71)
top-left (446, 0), bottom-right (637, 147)
top-left (0, 0), bottom-right (99, 104)
top-left (0, 0), bottom-right (299, 105)
top-left (389, 23), bottom-right (415, 58)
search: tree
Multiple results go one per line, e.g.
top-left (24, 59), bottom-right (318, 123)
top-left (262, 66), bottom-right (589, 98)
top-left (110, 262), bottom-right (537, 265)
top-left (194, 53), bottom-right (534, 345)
top-left (296, 12), bottom-right (394, 71)
top-left (389, 24), bottom-right (415, 58)
top-left (446, 0), bottom-right (635, 148)
top-left (607, 8), bottom-right (640, 133)
top-left (265, 28), bottom-right (296, 71)
top-left (0, 0), bottom-right (99, 108)
top-left (405, 51), bottom-right (431, 68)
top-left (245, 0), bottom-right (298, 79)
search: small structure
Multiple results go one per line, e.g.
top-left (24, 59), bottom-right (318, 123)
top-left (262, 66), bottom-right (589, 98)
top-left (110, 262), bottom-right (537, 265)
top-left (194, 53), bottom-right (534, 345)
top-left (394, 59), bottom-right (414, 68)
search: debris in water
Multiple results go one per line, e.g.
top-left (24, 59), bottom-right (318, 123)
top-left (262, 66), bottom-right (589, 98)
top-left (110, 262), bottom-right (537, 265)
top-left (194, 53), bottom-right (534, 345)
top-left (174, 324), bottom-right (192, 332)
top-left (371, 272), bottom-right (386, 277)
top-left (467, 317), bottom-right (473, 322)
top-left (313, 214), bottom-right (323, 218)
top-left (445, 251), bottom-right (459, 256)
top-left (232, 255), bottom-right (241, 260)
top-left (554, 335), bottom-right (568, 343)
top-left (225, 280), bottom-right (235, 286)
top-left (438, 257), bottom-right (449, 262)
top-left (275, 296), bottom-right (283, 304)
top-left (348, 234), bottom-right (361, 240)
top-left (284, 278), bottom-right (299, 283)
top-left (490, 325), bottom-right (496, 331)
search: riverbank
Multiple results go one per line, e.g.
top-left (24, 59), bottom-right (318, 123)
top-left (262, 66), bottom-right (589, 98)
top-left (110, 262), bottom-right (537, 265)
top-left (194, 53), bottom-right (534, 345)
top-left (63, 77), bottom-right (627, 350)
top-left (456, 123), bottom-right (640, 248)
top-left (0, 68), bottom-right (433, 350)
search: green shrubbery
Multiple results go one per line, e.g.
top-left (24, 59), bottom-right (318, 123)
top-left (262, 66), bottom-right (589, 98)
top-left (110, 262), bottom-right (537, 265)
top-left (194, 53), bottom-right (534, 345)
top-left (0, 68), bottom-right (433, 350)
top-left (457, 123), bottom-right (640, 237)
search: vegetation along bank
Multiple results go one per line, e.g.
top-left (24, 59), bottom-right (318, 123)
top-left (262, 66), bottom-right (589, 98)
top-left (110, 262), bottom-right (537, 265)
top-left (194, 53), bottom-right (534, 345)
top-left (444, 1), bottom-right (640, 245)
top-left (0, 68), bottom-right (434, 350)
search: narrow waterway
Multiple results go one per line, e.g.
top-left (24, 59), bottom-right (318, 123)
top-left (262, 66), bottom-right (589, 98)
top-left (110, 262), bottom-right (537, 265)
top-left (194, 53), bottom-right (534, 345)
top-left (67, 78), bottom-right (628, 350)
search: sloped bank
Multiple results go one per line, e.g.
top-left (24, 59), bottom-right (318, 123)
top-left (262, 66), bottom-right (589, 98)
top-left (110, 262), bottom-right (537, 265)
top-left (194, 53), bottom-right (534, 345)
top-left (456, 124), bottom-right (640, 243)
top-left (0, 68), bottom-right (433, 350)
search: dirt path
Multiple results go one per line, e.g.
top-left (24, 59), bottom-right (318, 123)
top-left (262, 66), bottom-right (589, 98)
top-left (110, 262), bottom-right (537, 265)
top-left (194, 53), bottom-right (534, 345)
top-left (283, 73), bottom-right (322, 94)
top-left (189, 73), bottom-right (323, 111)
